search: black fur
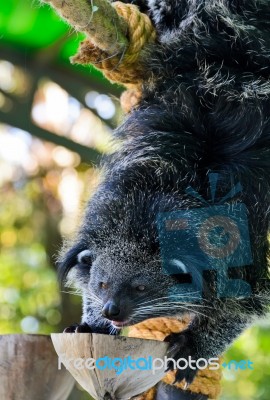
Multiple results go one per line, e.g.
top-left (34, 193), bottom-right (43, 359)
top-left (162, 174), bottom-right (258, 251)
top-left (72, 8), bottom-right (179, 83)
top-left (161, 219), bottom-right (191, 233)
top-left (59, 0), bottom-right (270, 385)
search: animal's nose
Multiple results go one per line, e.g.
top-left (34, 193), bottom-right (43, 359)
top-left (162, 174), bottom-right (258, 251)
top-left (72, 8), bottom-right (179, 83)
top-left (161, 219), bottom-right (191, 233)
top-left (102, 301), bottom-right (120, 319)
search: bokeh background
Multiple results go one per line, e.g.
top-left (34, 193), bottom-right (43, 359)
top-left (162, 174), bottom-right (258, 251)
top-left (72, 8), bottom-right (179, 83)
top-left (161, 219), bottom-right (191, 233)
top-left (0, 1), bottom-right (269, 399)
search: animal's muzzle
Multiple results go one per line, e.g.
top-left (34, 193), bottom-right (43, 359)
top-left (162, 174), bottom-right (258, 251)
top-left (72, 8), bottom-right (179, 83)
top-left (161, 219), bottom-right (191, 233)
top-left (102, 301), bottom-right (120, 319)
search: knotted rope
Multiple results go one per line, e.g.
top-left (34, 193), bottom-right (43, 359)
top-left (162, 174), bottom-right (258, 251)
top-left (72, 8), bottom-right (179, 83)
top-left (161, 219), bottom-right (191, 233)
top-left (72, 2), bottom-right (156, 85)
top-left (41, 0), bottom-right (156, 110)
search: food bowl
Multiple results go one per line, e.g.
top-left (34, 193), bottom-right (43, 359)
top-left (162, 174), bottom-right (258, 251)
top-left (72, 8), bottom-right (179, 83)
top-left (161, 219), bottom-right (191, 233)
top-left (51, 333), bottom-right (169, 400)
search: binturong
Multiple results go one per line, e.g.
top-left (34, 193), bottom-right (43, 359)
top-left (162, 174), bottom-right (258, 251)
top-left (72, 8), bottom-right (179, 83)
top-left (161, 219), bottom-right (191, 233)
top-left (58, 0), bottom-right (270, 385)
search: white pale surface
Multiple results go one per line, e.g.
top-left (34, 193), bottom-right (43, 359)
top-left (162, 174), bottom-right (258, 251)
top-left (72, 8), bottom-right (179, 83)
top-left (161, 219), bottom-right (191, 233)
top-left (51, 333), bottom-right (168, 400)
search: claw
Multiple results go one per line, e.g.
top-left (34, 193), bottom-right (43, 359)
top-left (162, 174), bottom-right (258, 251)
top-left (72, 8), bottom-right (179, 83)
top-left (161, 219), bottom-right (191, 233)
top-left (63, 324), bottom-right (79, 333)
top-left (166, 360), bottom-right (175, 372)
top-left (164, 328), bottom-right (199, 386)
top-left (174, 369), bottom-right (186, 384)
top-left (183, 382), bottom-right (189, 390)
top-left (63, 322), bottom-right (92, 333)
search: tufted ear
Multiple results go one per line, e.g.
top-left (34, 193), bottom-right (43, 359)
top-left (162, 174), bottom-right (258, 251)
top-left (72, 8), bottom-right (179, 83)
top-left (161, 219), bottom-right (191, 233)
top-left (57, 243), bottom-right (87, 284)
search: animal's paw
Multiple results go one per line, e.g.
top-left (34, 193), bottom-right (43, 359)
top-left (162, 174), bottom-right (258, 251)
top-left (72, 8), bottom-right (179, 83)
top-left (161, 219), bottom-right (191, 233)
top-left (164, 329), bottom-right (198, 386)
top-left (63, 322), bottom-right (93, 333)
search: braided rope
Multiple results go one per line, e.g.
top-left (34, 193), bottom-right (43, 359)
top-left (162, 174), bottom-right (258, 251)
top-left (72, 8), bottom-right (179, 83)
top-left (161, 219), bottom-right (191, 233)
top-left (43, 0), bottom-right (156, 109)
top-left (128, 317), bottom-right (222, 400)
top-left (40, 0), bottom-right (129, 54)
top-left (114, 2), bottom-right (156, 65)
top-left (72, 2), bottom-right (156, 85)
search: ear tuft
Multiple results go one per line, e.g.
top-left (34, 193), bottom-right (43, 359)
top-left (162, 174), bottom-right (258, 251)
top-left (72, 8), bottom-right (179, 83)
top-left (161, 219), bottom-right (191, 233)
top-left (77, 249), bottom-right (93, 265)
top-left (57, 243), bottom-right (87, 284)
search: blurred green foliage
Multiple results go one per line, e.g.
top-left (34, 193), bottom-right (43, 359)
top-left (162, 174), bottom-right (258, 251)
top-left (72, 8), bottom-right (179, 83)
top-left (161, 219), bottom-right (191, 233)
top-left (0, 0), bottom-right (68, 48)
top-left (0, 174), bottom-right (61, 334)
top-left (221, 324), bottom-right (270, 399)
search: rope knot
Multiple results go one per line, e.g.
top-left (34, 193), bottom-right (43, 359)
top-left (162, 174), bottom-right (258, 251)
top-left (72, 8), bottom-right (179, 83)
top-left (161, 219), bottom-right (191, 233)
top-left (113, 2), bottom-right (156, 65)
top-left (72, 2), bottom-right (156, 86)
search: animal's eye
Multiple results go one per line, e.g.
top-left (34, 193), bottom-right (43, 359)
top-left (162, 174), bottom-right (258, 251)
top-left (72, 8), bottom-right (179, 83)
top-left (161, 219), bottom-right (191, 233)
top-left (77, 250), bottom-right (93, 266)
top-left (136, 285), bottom-right (146, 292)
top-left (100, 282), bottom-right (109, 290)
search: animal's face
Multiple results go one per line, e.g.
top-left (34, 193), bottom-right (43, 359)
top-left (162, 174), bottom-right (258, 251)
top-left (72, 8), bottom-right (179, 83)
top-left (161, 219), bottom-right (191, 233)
top-left (89, 248), bottom-right (159, 328)
top-left (60, 240), bottom-right (188, 329)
